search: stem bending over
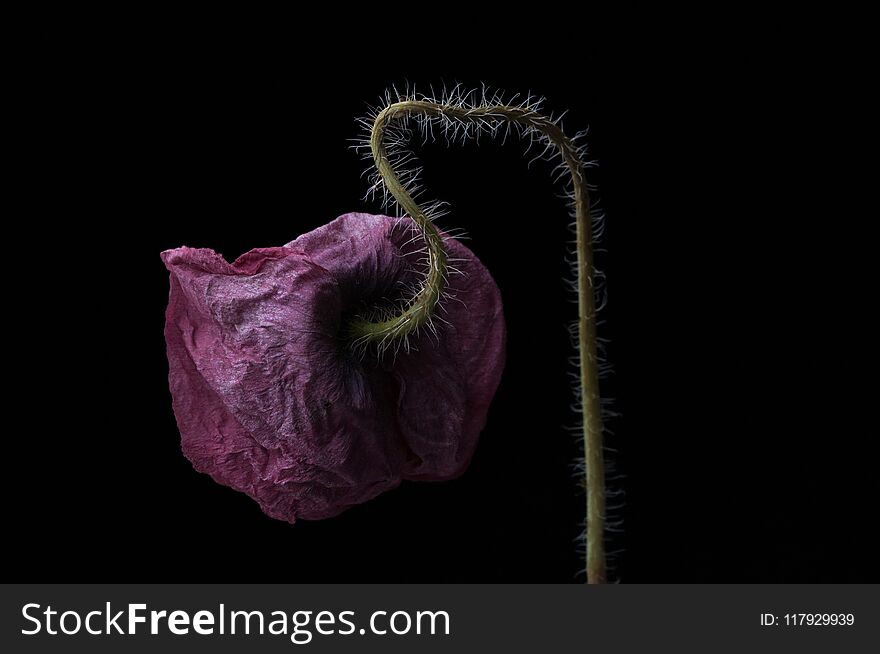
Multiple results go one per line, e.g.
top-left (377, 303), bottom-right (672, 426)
top-left (353, 91), bottom-right (607, 584)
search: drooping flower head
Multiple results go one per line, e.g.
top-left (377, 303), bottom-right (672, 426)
top-left (162, 213), bottom-right (506, 522)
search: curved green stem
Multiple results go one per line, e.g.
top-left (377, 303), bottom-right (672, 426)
top-left (356, 99), bottom-right (606, 584)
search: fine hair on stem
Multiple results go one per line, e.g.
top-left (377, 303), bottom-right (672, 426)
top-left (352, 83), bottom-right (615, 584)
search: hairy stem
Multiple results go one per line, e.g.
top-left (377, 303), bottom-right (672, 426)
top-left (355, 98), bottom-right (606, 584)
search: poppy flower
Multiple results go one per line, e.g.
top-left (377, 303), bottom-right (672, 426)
top-left (161, 212), bottom-right (506, 523)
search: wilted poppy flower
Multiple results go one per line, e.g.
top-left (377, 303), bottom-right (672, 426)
top-left (162, 213), bottom-right (506, 523)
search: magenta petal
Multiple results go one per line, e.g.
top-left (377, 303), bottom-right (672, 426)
top-left (162, 213), bottom-right (506, 522)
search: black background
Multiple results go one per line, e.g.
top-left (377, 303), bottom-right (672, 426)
top-left (11, 20), bottom-right (873, 583)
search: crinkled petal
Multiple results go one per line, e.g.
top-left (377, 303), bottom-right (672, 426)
top-left (163, 213), bottom-right (505, 522)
